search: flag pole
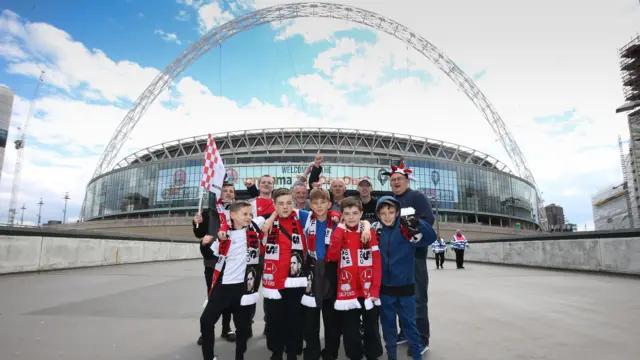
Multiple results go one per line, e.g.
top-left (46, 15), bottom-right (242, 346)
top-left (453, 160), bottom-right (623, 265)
top-left (196, 186), bottom-right (205, 229)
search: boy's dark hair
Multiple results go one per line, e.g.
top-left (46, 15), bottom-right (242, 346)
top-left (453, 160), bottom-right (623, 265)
top-left (376, 201), bottom-right (398, 214)
top-left (229, 200), bottom-right (252, 213)
top-left (273, 188), bottom-right (292, 202)
top-left (309, 187), bottom-right (331, 202)
top-left (222, 183), bottom-right (235, 189)
top-left (341, 196), bottom-right (363, 212)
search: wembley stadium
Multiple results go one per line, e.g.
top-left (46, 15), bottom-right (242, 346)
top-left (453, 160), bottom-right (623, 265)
top-left (80, 128), bottom-right (540, 231)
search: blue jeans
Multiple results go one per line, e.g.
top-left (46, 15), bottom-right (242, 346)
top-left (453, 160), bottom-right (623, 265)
top-left (380, 294), bottom-right (422, 360)
top-left (398, 258), bottom-right (430, 345)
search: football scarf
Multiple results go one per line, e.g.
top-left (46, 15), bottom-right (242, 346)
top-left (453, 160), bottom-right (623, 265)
top-left (301, 211), bottom-right (337, 308)
top-left (207, 220), bottom-right (264, 306)
top-left (216, 198), bottom-right (232, 227)
top-left (335, 222), bottom-right (381, 311)
top-left (262, 210), bottom-right (307, 300)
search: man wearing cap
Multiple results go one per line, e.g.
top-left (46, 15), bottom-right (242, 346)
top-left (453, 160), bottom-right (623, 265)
top-left (357, 176), bottom-right (378, 223)
top-left (382, 161), bottom-right (435, 354)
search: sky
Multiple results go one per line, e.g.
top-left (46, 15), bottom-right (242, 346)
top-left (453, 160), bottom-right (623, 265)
top-left (0, 0), bottom-right (639, 229)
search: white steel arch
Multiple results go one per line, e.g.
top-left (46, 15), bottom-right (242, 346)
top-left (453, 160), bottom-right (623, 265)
top-left (86, 2), bottom-right (547, 229)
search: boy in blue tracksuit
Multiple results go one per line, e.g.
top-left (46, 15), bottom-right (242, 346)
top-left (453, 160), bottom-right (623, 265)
top-left (373, 196), bottom-right (436, 360)
top-left (430, 234), bottom-right (447, 269)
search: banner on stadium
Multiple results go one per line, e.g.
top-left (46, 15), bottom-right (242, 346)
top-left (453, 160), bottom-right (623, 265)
top-left (155, 164), bottom-right (459, 203)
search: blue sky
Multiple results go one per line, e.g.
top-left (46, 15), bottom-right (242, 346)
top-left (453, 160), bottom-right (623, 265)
top-left (0, 0), bottom-right (639, 229)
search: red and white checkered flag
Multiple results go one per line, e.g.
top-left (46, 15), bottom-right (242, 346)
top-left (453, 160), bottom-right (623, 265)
top-left (200, 134), bottom-right (226, 200)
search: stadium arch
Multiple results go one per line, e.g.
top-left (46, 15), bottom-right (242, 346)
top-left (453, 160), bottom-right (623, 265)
top-left (85, 2), bottom-right (548, 229)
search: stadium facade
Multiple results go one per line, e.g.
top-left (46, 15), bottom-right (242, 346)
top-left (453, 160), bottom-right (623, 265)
top-left (82, 128), bottom-right (540, 230)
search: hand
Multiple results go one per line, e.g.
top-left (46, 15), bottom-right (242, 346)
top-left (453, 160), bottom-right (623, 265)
top-left (193, 214), bottom-right (203, 224)
top-left (360, 229), bottom-right (371, 244)
top-left (217, 231), bottom-right (228, 241)
top-left (243, 179), bottom-right (254, 188)
top-left (203, 235), bottom-right (214, 245)
top-left (312, 182), bottom-right (322, 188)
top-left (331, 215), bottom-right (340, 223)
top-left (261, 220), bottom-right (274, 235)
top-left (369, 296), bottom-right (379, 303)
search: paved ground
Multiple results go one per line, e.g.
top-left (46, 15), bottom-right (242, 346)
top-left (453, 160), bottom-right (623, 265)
top-left (0, 260), bottom-right (638, 360)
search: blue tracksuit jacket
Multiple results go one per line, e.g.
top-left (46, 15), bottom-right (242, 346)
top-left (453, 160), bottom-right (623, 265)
top-left (374, 196), bottom-right (437, 289)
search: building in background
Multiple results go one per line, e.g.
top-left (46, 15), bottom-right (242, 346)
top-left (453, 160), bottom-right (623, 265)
top-left (0, 85), bottom-right (15, 185)
top-left (592, 184), bottom-right (632, 230)
top-left (617, 35), bottom-right (640, 223)
top-left (544, 203), bottom-right (565, 230)
top-left (81, 129), bottom-right (541, 233)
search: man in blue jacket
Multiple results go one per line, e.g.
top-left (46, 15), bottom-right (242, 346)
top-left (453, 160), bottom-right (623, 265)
top-left (382, 161), bottom-right (435, 352)
top-left (373, 196), bottom-right (436, 360)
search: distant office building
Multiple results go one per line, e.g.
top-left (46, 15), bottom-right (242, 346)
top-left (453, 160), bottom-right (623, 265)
top-left (544, 203), bottom-right (565, 231)
top-left (592, 184), bottom-right (632, 230)
top-left (0, 85), bottom-right (15, 184)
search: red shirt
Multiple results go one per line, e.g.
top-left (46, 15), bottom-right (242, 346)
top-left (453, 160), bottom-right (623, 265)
top-left (255, 197), bottom-right (275, 217)
top-left (326, 225), bottom-right (381, 298)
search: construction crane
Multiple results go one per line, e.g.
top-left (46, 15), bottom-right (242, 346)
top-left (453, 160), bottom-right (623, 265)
top-left (618, 134), bottom-right (635, 228)
top-left (7, 71), bottom-right (45, 225)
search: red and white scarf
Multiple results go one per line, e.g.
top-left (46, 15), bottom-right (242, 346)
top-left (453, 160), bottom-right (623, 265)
top-left (335, 222), bottom-right (381, 311)
top-left (262, 210), bottom-right (307, 299)
top-left (300, 210), bottom-right (339, 308)
top-left (208, 220), bottom-right (264, 306)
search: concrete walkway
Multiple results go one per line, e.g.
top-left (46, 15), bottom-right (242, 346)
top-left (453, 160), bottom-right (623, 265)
top-left (0, 260), bottom-right (638, 359)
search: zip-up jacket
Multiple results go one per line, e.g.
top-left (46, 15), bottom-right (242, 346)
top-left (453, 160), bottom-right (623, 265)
top-left (430, 238), bottom-right (447, 254)
top-left (374, 196), bottom-right (436, 297)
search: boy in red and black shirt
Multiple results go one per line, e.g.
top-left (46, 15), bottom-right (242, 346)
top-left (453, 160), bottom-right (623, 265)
top-left (326, 197), bottom-right (383, 360)
top-left (261, 188), bottom-right (311, 360)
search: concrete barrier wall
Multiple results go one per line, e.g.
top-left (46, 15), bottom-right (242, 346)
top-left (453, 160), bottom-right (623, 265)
top-left (428, 231), bottom-right (640, 275)
top-left (0, 228), bottom-right (200, 274)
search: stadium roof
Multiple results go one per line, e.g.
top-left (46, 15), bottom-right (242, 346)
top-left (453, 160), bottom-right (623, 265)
top-left (113, 128), bottom-right (513, 175)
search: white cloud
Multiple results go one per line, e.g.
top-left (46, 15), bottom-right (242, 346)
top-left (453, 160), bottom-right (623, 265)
top-left (197, 1), bottom-right (235, 33)
top-left (137, 12), bottom-right (144, 18)
top-left (176, 10), bottom-right (190, 21)
top-left (154, 29), bottom-right (182, 45)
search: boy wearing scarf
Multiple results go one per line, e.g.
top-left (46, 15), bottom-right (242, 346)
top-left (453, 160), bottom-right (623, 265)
top-left (300, 188), bottom-right (342, 360)
top-left (373, 196), bottom-right (436, 360)
top-left (326, 197), bottom-right (383, 360)
top-left (261, 188), bottom-right (311, 360)
top-left (200, 200), bottom-right (265, 360)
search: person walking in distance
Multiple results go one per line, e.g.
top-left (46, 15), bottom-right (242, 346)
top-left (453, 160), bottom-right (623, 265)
top-left (430, 234), bottom-right (447, 269)
top-left (450, 229), bottom-right (469, 269)
top-left (199, 200), bottom-right (266, 360)
top-left (382, 161), bottom-right (434, 353)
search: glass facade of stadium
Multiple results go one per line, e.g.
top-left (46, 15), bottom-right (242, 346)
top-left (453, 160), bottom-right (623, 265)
top-left (83, 155), bottom-right (540, 230)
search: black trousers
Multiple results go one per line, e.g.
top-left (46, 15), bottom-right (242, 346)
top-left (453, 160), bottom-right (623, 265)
top-left (265, 288), bottom-right (304, 360)
top-left (434, 253), bottom-right (445, 267)
top-left (205, 268), bottom-right (233, 332)
top-left (302, 299), bottom-right (343, 360)
top-left (200, 283), bottom-right (252, 360)
top-left (454, 249), bottom-right (465, 268)
top-left (341, 298), bottom-right (383, 360)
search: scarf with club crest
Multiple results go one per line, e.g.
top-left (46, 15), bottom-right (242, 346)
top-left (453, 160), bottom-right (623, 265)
top-left (261, 210), bottom-right (307, 299)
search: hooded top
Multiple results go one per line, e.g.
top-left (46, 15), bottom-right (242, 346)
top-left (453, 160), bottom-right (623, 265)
top-left (373, 196), bottom-right (437, 296)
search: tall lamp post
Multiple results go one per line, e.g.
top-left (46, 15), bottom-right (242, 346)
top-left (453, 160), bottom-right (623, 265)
top-left (430, 196), bottom-right (440, 235)
top-left (63, 192), bottom-right (70, 224)
top-left (37, 198), bottom-right (44, 227)
top-left (19, 204), bottom-right (26, 225)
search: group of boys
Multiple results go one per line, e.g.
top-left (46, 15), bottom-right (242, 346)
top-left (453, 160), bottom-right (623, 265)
top-left (193, 163), bottom-right (438, 360)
